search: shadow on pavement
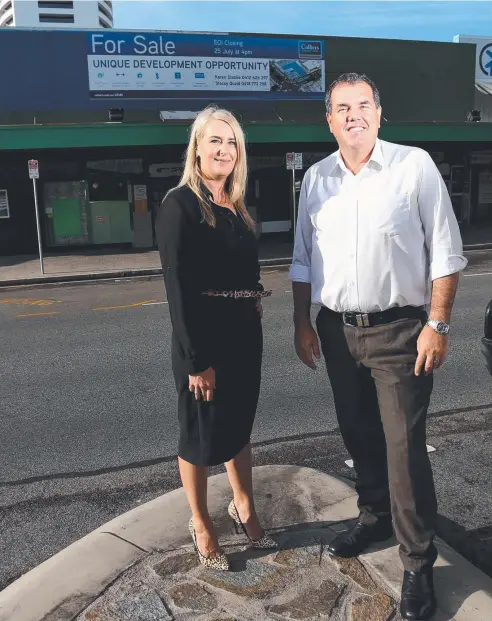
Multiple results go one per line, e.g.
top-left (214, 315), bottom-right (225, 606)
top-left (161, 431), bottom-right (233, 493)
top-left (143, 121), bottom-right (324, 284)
top-left (437, 514), bottom-right (492, 578)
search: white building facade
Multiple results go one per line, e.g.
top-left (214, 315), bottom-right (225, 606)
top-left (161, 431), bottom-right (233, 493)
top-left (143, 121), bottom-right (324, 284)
top-left (0, 0), bottom-right (113, 29)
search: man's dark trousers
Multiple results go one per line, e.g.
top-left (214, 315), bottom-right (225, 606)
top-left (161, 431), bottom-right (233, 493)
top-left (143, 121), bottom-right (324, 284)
top-left (316, 307), bottom-right (438, 571)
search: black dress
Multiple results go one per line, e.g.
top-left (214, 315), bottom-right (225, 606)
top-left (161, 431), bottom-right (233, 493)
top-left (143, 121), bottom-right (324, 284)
top-left (155, 185), bottom-right (263, 467)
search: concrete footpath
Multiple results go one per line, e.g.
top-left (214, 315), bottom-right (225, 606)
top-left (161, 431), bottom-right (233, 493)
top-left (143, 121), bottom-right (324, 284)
top-left (0, 239), bottom-right (293, 287)
top-left (1, 228), bottom-right (492, 287)
top-left (1, 466), bottom-right (491, 621)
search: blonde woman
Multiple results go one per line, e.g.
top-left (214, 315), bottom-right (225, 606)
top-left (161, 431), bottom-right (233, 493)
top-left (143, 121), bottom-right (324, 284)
top-left (155, 106), bottom-right (277, 570)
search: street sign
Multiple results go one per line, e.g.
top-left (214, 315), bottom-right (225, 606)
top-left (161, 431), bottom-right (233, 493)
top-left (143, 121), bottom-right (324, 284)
top-left (28, 159), bottom-right (44, 273)
top-left (28, 159), bottom-right (39, 179)
top-left (286, 152), bottom-right (302, 234)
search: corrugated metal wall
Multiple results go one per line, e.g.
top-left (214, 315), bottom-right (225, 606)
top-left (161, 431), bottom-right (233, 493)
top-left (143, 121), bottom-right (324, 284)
top-left (324, 36), bottom-right (476, 123)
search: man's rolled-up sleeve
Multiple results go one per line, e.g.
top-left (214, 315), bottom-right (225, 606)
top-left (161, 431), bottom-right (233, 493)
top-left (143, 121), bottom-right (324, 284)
top-left (418, 151), bottom-right (468, 281)
top-left (289, 171), bottom-right (313, 283)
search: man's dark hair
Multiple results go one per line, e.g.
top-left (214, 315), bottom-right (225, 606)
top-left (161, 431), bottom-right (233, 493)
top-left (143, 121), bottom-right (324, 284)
top-left (325, 73), bottom-right (381, 114)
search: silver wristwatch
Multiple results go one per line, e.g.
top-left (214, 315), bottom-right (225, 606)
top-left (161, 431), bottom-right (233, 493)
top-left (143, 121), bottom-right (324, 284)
top-left (426, 319), bottom-right (450, 335)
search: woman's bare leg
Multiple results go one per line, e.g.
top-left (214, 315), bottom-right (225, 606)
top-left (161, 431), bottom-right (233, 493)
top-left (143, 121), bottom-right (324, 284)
top-left (225, 443), bottom-right (264, 540)
top-left (178, 456), bottom-right (221, 557)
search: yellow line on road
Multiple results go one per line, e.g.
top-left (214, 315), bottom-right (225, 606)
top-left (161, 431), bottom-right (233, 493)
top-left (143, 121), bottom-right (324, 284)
top-left (92, 299), bottom-right (158, 311)
top-left (1, 298), bottom-right (61, 306)
top-left (16, 312), bottom-right (60, 318)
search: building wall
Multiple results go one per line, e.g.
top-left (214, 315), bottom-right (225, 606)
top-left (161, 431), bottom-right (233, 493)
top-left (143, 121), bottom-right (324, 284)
top-left (0, 0), bottom-right (13, 26)
top-left (0, 29), bottom-right (476, 124)
top-left (324, 36), bottom-right (475, 124)
top-left (476, 88), bottom-right (492, 123)
top-left (0, 0), bottom-right (112, 29)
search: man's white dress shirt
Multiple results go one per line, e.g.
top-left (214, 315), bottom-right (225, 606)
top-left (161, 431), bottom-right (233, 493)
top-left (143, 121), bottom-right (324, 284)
top-left (289, 139), bottom-right (467, 313)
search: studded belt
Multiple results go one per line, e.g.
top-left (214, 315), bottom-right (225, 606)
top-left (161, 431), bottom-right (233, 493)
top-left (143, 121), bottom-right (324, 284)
top-left (202, 289), bottom-right (272, 299)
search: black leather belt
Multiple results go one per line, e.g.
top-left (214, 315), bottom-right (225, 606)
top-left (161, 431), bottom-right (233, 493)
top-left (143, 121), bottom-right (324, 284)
top-left (322, 305), bottom-right (426, 328)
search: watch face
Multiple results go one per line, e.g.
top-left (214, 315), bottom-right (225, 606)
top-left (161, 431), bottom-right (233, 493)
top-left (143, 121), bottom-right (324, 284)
top-left (437, 321), bottom-right (450, 334)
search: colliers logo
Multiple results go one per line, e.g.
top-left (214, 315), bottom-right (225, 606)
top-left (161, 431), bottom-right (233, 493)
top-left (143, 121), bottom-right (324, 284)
top-left (298, 41), bottom-right (322, 59)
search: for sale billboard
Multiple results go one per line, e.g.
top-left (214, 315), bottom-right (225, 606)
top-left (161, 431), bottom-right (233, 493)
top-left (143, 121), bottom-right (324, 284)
top-left (86, 31), bottom-right (325, 101)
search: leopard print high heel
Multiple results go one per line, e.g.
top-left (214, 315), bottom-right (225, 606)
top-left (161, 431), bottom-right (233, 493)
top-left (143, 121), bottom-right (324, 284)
top-left (228, 500), bottom-right (278, 550)
top-left (188, 518), bottom-right (229, 571)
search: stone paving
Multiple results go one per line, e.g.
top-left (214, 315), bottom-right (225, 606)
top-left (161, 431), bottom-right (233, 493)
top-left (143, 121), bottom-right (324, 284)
top-left (78, 525), bottom-right (402, 621)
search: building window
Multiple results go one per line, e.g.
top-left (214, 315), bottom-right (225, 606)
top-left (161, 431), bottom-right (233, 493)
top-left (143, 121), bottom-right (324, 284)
top-left (0, 190), bottom-right (10, 219)
top-left (38, 1), bottom-right (74, 8)
top-left (39, 13), bottom-right (75, 23)
top-left (3, 17), bottom-right (13, 26)
top-left (1, 1), bottom-right (13, 14)
top-left (98, 2), bottom-right (112, 21)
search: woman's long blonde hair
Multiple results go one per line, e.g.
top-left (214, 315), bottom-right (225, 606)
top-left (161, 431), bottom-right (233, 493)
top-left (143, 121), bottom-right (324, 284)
top-left (179, 106), bottom-right (255, 231)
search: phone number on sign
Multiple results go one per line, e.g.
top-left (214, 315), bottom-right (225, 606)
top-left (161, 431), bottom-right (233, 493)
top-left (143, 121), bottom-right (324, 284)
top-left (230, 80), bottom-right (269, 87)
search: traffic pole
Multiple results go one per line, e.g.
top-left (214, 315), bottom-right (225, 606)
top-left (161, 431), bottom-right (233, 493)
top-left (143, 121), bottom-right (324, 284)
top-left (32, 177), bottom-right (44, 274)
top-left (292, 167), bottom-right (297, 235)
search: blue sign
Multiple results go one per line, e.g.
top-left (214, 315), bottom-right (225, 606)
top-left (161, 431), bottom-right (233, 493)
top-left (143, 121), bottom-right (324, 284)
top-left (86, 31), bottom-right (326, 101)
top-left (479, 43), bottom-right (492, 77)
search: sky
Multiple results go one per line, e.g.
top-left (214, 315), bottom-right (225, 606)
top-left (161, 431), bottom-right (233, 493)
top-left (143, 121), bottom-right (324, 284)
top-left (112, 1), bottom-right (492, 43)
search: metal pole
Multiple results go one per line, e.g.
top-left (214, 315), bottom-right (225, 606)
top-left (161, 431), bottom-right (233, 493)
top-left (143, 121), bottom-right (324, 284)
top-left (32, 177), bottom-right (44, 274)
top-left (292, 167), bottom-right (297, 235)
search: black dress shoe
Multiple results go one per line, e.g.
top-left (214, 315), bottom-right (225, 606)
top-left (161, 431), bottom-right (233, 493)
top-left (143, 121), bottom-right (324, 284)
top-left (327, 519), bottom-right (393, 558)
top-left (400, 568), bottom-right (436, 620)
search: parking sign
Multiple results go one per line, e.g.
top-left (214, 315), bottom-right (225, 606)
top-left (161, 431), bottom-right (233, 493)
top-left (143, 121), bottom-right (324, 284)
top-left (287, 153), bottom-right (303, 170)
top-left (28, 159), bottom-right (39, 179)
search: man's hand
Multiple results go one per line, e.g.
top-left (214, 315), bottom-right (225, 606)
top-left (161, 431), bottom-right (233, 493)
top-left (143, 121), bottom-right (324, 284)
top-left (417, 272), bottom-right (459, 376)
top-left (295, 322), bottom-right (321, 370)
top-left (189, 367), bottom-right (216, 401)
top-left (415, 326), bottom-right (449, 376)
top-left (256, 301), bottom-right (263, 318)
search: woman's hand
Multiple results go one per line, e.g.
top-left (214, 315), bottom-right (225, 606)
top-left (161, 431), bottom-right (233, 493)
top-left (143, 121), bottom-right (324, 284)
top-left (256, 301), bottom-right (263, 318)
top-left (189, 367), bottom-right (216, 401)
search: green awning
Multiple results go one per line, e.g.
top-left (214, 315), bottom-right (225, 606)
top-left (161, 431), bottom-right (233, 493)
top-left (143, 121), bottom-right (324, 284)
top-left (0, 121), bottom-right (490, 151)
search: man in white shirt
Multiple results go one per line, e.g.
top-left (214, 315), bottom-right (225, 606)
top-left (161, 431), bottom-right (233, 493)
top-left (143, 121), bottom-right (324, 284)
top-left (290, 73), bottom-right (467, 621)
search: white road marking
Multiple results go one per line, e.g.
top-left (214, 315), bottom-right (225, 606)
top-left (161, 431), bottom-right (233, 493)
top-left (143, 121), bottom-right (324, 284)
top-left (463, 272), bottom-right (492, 277)
top-left (142, 301), bottom-right (168, 305)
